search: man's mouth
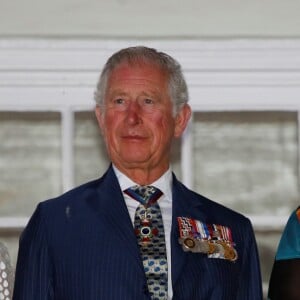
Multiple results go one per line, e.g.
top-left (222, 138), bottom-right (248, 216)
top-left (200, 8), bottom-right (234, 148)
top-left (122, 135), bottom-right (146, 140)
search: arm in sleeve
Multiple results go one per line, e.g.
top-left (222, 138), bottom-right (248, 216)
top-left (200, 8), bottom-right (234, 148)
top-left (13, 203), bottom-right (54, 300)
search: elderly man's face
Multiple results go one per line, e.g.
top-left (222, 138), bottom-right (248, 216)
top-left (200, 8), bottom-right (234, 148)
top-left (96, 62), bottom-right (190, 177)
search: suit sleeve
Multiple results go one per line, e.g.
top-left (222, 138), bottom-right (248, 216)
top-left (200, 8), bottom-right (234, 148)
top-left (13, 203), bottom-right (54, 300)
top-left (236, 218), bottom-right (263, 300)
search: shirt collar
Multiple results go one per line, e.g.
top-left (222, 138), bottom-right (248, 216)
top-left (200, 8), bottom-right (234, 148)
top-left (112, 164), bottom-right (172, 201)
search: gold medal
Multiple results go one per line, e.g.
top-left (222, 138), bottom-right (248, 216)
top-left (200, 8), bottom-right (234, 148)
top-left (183, 237), bottom-right (196, 249)
top-left (225, 246), bottom-right (238, 261)
top-left (220, 242), bottom-right (238, 261)
top-left (207, 241), bottom-right (216, 254)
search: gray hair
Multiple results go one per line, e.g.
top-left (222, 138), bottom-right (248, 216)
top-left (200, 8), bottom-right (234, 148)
top-left (94, 46), bottom-right (189, 113)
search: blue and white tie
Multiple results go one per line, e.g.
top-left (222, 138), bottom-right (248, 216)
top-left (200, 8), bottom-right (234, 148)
top-left (124, 186), bottom-right (168, 300)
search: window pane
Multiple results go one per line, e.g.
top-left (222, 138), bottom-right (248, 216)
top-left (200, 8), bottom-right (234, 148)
top-left (192, 111), bottom-right (299, 216)
top-left (0, 112), bottom-right (62, 217)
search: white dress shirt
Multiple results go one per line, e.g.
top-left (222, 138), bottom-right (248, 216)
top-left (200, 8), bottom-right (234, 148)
top-left (113, 165), bottom-right (173, 299)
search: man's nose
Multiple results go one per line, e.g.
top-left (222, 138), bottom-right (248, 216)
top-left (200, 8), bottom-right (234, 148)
top-left (125, 101), bottom-right (142, 125)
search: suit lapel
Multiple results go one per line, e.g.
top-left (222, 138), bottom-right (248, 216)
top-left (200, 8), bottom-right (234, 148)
top-left (92, 166), bottom-right (145, 274)
top-left (171, 174), bottom-right (207, 287)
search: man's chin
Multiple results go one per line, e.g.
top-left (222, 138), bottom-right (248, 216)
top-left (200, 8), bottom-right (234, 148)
top-left (115, 155), bottom-right (151, 168)
top-left (122, 157), bottom-right (149, 166)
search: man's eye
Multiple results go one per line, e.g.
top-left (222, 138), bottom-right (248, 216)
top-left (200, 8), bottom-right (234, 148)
top-left (144, 98), bottom-right (154, 104)
top-left (114, 98), bottom-right (124, 104)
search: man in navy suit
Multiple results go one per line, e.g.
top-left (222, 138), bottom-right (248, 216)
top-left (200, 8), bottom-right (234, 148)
top-left (13, 46), bottom-right (262, 299)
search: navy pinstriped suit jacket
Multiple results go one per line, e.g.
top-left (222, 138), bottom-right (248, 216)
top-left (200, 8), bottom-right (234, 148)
top-left (13, 166), bottom-right (262, 299)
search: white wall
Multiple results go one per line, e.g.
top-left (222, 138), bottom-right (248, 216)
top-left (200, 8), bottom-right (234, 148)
top-left (0, 0), bottom-right (300, 37)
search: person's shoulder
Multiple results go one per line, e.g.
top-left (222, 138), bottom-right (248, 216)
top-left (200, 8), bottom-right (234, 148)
top-left (174, 177), bottom-right (251, 225)
top-left (294, 206), bottom-right (300, 222)
top-left (284, 206), bottom-right (300, 231)
top-left (25, 177), bottom-right (105, 231)
top-left (286, 206), bottom-right (300, 228)
top-left (275, 206), bottom-right (300, 260)
top-left (197, 190), bottom-right (249, 224)
top-left (42, 177), bottom-right (102, 207)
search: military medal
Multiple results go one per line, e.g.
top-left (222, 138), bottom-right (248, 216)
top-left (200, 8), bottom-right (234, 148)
top-left (125, 186), bottom-right (163, 246)
top-left (135, 207), bottom-right (159, 246)
top-left (177, 217), bottom-right (238, 262)
top-left (183, 237), bottom-right (196, 249)
top-left (223, 242), bottom-right (238, 261)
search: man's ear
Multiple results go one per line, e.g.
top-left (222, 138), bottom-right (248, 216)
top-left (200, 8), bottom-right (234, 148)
top-left (174, 104), bottom-right (191, 138)
top-left (95, 105), bottom-right (105, 133)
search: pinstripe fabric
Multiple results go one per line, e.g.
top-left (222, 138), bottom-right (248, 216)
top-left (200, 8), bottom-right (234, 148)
top-left (13, 166), bottom-right (262, 300)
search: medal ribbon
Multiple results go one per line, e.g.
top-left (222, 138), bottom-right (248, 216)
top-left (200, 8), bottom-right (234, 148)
top-left (177, 217), bottom-right (234, 245)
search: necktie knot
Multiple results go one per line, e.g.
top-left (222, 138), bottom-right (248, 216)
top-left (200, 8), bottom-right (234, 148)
top-left (124, 185), bottom-right (163, 207)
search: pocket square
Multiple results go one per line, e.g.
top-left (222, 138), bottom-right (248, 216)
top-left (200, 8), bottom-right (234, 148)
top-left (177, 217), bottom-right (238, 262)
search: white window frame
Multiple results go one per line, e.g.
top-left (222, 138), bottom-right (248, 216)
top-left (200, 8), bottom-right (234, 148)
top-left (1, 38), bottom-right (300, 232)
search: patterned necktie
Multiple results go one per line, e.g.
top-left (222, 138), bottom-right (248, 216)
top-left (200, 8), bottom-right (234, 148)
top-left (124, 185), bottom-right (168, 300)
